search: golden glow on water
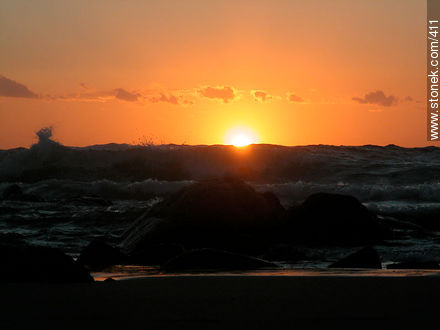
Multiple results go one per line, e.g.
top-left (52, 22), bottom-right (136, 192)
top-left (92, 265), bottom-right (440, 281)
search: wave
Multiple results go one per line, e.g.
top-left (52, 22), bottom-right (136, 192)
top-left (0, 179), bottom-right (193, 201)
top-left (2, 129), bottom-right (440, 259)
top-left (1, 129), bottom-right (440, 184)
top-left (255, 182), bottom-right (440, 206)
top-left (2, 179), bottom-right (440, 210)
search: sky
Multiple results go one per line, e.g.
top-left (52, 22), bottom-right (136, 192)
top-left (0, 0), bottom-right (428, 148)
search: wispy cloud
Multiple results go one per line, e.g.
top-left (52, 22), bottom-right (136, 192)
top-left (1, 77), bottom-right (333, 107)
top-left (79, 82), bottom-right (89, 90)
top-left (48, 86), bottom-right (194, 105)
top-left (0, 75), bottom-right (38, 98)
top-left (287, 93), bottom-right (304, 103)
top-left (352, 90), bottom-right (397, 107)
top-left (45, 90), bottom-right (115, 102)
top-left (149, 92), bottom-right (179, 105)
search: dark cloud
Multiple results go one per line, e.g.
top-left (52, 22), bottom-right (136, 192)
top-left (352, 90), bottom-right (397, 107)
top-left (287, 93), bottom-right (304, 103)
top-left (0, 75), bottom-right (38, 98)
top-left (198, 86), bottom-right (236, 103)
top-left (251, 90), bottom-right (271, 102)
top-left (114, 88), bottom-right (140, 102)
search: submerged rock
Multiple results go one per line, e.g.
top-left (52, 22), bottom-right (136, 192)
top-left (2, 184), bottom-right (40, 202)
top-left (78, 239), bottom-right (127, 270)
top-left (387, 261), bottom-right (440, 270)
top-left (329, 246), bottom-right (382, 269)
top-left (2, 184), bottom-right (22, 198)
top-left (0, 245), bottom-right (93, 283)
top-left (284, 193), bottom-right (391, 246)
top-left (161, 248), bottom-right (277, 272)
top-left (121, 178), bottom-right (284, 254)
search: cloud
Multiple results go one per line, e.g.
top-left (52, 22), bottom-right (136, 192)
top-left (114, 88), bottom-right (140, 102)
top-left (287, 93), bottom-right (304, 103)
top-left (251, 90), bottom-right (272, 102)
top-left (47, 90), bottom-right (114, 102)
top-left (352, 90), bottom-right (397, 107)
top-left (198, 86), bottom-right (236, 103)
top-left (0, 78), bottom-right (224, 106)
top-left (0, 75), bottom-right (38, 98)
top-left (57, 88), bottom-right (140, 102)
top-left (149, 92), bottom-right (179, 105)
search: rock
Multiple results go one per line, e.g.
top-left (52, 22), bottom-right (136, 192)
top-left (387, 261), bottom-right (440, 270)
top-left (0, 244), bottom-right (94, 283)
top-left (2, 184), bottom-right (40, 202)
top-left (148, 177), bottom-right (283, 228)
top-left (261, 244), bottom-right (307, 262)
top-left (121, 178), bottom-right (284, 254)
top-left (121, 217), bottom-right (175, 253)
top-left (104, 277), bottom-right (116, 282)
top-left (284, 193), bottom-right (391, 245)
top-left (78, 239), bottom-right (127, 270)
top-left (329, 246), bottom-right (382, 269)
top-left (161, 248), bottom-right (277, 272)
top-left (128, 243), bottom-right (185, 265)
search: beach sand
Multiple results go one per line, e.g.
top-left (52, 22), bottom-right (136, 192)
top-left (1, 275), bottom-right (438, 329)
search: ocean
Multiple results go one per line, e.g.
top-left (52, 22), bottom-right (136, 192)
top-left (1, 135), bottom-right (440, 269)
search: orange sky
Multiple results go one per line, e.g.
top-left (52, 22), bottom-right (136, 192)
top-left (0, 0), bottom-right (428, 148)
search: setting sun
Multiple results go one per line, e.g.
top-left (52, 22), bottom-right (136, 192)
top-left (225, 127), bottom-right (259, 147)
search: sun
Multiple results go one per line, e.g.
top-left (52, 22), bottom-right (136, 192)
top-left (225, 126), bottom-right (259, 147)
top-left (230, 134), bottom-right (253, 147)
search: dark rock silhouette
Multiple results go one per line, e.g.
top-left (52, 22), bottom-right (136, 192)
top-left (284, 193), bottom-right (391, 245)
top-left (147, 177), bottom-right (283, 228)
top-left (329, 246), bottom-right (382, 269)
top-left (161, 248), bottom-right (277, 272)
top-left (78, 239), bottom-right (127, 270)
top-left (0, 245), bottom-right (93, 282)
top-left (121, 178), bottom-right (284, 255)
top-left (387, 261), bottom-right (440, 270)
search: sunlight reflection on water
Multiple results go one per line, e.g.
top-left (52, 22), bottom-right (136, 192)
top-left (92, 265), bottom-right (440, 281)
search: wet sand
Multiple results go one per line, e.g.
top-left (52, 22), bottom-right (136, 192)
top-left (1, 275), bottom-right (439, 329)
